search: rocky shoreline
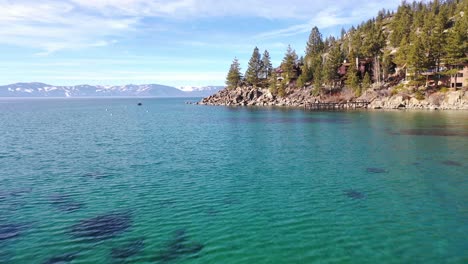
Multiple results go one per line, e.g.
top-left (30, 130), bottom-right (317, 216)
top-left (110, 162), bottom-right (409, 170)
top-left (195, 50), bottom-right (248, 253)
top-left (199, 87), bottom-right (468, 110)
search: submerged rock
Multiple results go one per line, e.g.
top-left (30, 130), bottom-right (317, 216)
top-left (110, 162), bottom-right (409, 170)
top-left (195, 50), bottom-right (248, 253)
top-left (155, 229), bottom-right (204, 262)
top-left (0, 223), bottom-right (29, 241)
top-left (399, 129), bottom-right (468, 137)
top-left (344, 190), bottom-right (366, 200)
top-left (441, 160), bottom-right (463, 167)
top-left (111, 238), bottom-right (145, 260)
top-left (49, 194), bottom-right (84, 212)
top-left (70, 211), bottom-right (132, 241)
top-left (0, 188), bottom-right (33, 201)
top-left (83, 172), bottom-right (111, 179)
top-left (43, 252), bottom-right (78, 264)
top-left (366, 167), bottom-right (389, 174)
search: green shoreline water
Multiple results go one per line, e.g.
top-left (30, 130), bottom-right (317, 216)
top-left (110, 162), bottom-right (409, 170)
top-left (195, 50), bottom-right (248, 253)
top-left (1, 98), bottom-right (467, 263)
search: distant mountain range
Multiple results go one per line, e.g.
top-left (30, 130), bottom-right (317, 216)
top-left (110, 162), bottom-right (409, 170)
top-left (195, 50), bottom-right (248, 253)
top-left (0, 83), bottom-right (224, 97)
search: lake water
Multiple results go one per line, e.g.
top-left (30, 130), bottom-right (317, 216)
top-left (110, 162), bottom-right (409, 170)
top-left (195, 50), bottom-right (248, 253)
top-left (0, 98), bottom-right (467, 263)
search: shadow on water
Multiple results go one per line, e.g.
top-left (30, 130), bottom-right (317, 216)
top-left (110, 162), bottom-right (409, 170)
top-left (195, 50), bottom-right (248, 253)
top-left (225, 116), bottom-right (350, 124)
top-left (0, 222), bottom-right (31, 241)
top-left (111, 238), bottom-right (145, 260)
top-left (49, 194), bottom-right (84, 213)
top-left (154, 229), bottom-right (204, 263)
top-left (388, 128), bottom-right (468, 137)
top-left (366, 167), bottom-right (389, 174)
top-left (441, 160), bottom-right (463, 167)
top-left (42, 252), bottom-right (79, 264)
top-left (70, 211), bottom-right (132, 242)
top-left (82, 172), bottom-right (113, 179)
top-left (343, 189), bottom-right (366, 200)
top-left (0, 188), bottom-right (33, 201)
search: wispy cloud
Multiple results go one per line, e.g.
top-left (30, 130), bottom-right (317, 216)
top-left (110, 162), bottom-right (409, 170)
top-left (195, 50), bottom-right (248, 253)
top-left (0, 0), bottom-right (401, 54)
top-left (256, 1), bottom-right (401, 39)
top-left (0, 1), bottom-right (138, 54)
top-left (0, 0), bottom-right (403, 86)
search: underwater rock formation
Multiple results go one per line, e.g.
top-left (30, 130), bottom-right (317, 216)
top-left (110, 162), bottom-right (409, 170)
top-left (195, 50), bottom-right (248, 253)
top-left (344, 190), bottom-right (366, 200)
top-left (155, 229), bottom-right (204, 262)
top-left (42, 252), bottom-right (78, 264)
top-left (49, 194), bottom-right (84, 212)
top-left (111, 238), bottom-right (145, 260)
top-left (441, 160), bottom-right (463, 167)
top-left (0, 223), bottom-right (30, 241)
top-left (70, 211), bottom-right (132, 241)
top-left (366, 167), bottom-right (389, 174)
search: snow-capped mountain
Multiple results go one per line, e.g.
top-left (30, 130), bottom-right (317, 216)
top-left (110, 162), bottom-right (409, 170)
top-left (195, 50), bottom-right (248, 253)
top-left (0, 83), bottom-right (223, 97)
top-left (178, 86), bottom-right (224, 97)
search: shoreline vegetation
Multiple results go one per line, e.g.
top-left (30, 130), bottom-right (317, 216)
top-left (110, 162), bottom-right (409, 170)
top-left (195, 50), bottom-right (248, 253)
top-left (200, 0), bottom-right (468, 110)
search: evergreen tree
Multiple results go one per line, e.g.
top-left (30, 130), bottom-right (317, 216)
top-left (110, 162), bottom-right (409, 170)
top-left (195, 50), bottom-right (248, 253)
top-left (362, 72), bottom-right (372, 90)
top-left (407, 32), bottom-right (428, 78)
top-left (381, 49), bottom-right (393, 80)
top-left (297, 63), bottom-right (313, 88)
top-left (445, 12), bottom-right (468, 65)
top-left (432, 5), bottom-right (449, 73)
top-left (261, 50), bottom-right (273, 79)
top-left (245, 47), bottom-right (263, 86)
top-left (306, 27), bottom-right (324, 57)
top-left (362, 22), bottom-right (385, 58)
top-left (269, 70), bottom-right (278, 95)
top-left (350, 28), bottom-right (364, 58)
top-left (394, 36), bottom-right (409, 68)
top-left (345, 63), bottom-right (360, 95)
top-left (278, 81), bottom-right (286, 97)
top-left (281, 45), bottom-right (298, 82)
top-left (390, 1), bottom-right (413, 47)
top-left (340, 27), bottom-right (347, 39)
top-left (445, 10), bottom-right (468, 86)
top-left (225, 57), bottom-right (242, 89)
top-left (313, 65), bottom-right (323, 96)
top-left (323, 42), bottom-right (344, 87)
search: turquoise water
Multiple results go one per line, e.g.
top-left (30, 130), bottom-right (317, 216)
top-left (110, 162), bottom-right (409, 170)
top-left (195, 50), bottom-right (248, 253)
top-left (0, 98), bottom-right (467, 263)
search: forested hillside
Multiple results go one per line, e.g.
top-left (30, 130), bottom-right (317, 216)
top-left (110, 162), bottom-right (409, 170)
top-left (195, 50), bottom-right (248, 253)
top-left (226, 0), bottom-right (467, 97)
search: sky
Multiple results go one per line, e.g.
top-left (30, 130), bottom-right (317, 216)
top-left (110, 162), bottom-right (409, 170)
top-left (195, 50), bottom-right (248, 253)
top-left (0, 0), bottom-right (403, 87)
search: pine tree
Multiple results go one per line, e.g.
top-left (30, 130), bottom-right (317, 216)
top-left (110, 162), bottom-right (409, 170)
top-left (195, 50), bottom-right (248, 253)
top-left (313, 65), bottom-right (323, 95)
top-left (407, 32), bottom-right (428, 79)
top-left (350, 28), bottom-right (364, 58)
top-left (445, 12), bottom-right (467, 66)
top-left (390, 2), bottom-right (413, 47)
top-left (297, 63), bottom-right (313, 88)
top-left (269, 71), bottom-right (278, 95)
top-left (362, 72), bottom-right (372, 90)
top-left (394, 36), bottom-right (409, 68)
top-left (245, 47), bottom-right (263, 87)
top-left (323, 41), bottom-right (344, 87)
top-left (277, 81), bottom-right (286, 97)
top-left (445, 10), bottom-right (468, 87)
top-left (345, 63), bottom-right (360, 95)
top-left (261, 50), bottom-right (273, 80)
top-left (432, 5), bottom-right (448, 74)
top-left (340, 27), bottom-right (347, 39)
top-left (281, 45), bottom-right (298, 82)
top-left (306, 27), bottom-right (324, 57)
top-left (226, 57), bottom-right (242, 89)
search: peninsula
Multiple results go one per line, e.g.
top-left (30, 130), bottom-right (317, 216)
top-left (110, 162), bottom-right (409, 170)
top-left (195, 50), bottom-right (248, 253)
top-left (201, 0), bottom-right (468, 110)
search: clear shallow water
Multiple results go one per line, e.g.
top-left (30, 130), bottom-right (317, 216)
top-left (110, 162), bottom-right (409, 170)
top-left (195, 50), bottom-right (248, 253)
top-left (0, 98), bottom-right (467, 263)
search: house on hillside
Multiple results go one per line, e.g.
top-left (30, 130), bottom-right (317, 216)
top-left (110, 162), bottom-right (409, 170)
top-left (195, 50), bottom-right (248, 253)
top-left (338, 58), bottom-right (374, 76)
top-left (450, 63), bottom-right (468, 89)
top-left (276, 68), bottom-right (284, 81)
